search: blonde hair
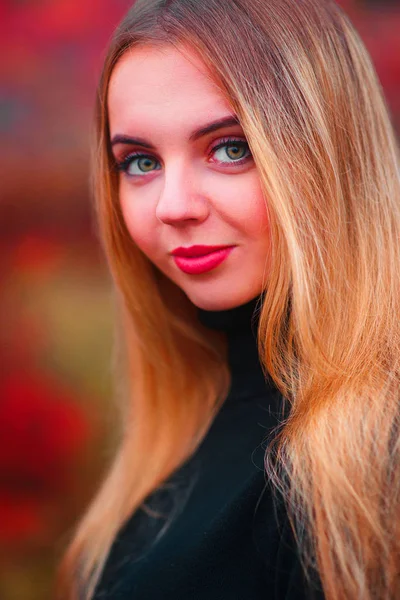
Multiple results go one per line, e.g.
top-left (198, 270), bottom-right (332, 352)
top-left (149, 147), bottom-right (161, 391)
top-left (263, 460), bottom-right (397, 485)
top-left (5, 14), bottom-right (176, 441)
top-left (55, 0), bottom-right (400, 598)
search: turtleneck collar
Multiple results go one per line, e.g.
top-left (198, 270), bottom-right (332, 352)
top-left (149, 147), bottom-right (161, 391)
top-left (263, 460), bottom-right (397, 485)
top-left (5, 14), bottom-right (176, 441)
top-left (197, 294), bottom-right (275, 401)
top-left (197, 294), bottom-right (262, 335)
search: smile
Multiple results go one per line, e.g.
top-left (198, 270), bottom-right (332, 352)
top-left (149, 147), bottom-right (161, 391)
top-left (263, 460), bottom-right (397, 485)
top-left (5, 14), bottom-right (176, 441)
top-left (172, 246), bottom-right (235, 274)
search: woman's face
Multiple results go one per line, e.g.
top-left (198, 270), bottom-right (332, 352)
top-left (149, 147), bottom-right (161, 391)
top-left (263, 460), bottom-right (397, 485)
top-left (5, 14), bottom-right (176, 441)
top-left (108, 44), bottom-right (271, 311)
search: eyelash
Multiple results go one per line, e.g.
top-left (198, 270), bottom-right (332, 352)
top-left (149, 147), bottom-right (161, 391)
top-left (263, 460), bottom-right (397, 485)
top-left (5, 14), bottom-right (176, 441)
top-left (114, 137), bottom-right (252, 178)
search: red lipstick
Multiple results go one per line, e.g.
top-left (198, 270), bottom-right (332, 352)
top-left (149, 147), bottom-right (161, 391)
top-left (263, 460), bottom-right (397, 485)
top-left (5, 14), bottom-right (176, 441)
top-left (171, 245), bottom-right (235, 274)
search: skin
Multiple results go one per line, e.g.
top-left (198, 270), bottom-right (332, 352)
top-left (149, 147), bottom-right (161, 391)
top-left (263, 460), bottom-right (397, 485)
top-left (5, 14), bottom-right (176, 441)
top-left (108, 44), bottom-right (271, 311)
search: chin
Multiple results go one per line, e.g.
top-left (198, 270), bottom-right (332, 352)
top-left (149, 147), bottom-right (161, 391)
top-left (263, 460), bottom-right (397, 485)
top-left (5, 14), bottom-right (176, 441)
top-left (185, 288), bottom-right (261, 312)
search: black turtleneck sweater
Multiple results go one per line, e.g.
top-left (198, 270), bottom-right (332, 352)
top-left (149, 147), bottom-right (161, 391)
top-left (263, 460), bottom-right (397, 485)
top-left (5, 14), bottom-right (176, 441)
top-left (93, 296), bottom-right (324, 600)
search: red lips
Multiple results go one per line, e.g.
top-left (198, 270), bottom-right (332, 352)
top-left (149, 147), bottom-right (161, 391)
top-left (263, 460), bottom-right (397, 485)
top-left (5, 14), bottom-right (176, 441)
top-left (171, 245), bottom-right (232, 257)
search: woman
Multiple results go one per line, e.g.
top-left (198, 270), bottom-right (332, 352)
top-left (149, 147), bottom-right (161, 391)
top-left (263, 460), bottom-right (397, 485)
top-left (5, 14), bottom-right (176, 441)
top-left (55, 0), bottom-right (400, 598)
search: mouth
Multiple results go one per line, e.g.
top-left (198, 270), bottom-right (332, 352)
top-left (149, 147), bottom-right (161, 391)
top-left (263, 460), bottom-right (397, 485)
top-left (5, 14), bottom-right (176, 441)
top-left (171, 244), bottom-right (233, 258)
top-left (171, 245), bottom-right (235, 275)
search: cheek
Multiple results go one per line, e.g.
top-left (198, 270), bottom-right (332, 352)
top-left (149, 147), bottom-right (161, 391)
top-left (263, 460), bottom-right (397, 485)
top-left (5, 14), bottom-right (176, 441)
top-left (120, 191), bottom-right (158, 256)
top-left (247, 189), bottom-right (270, 236)
top-left (245, 177), bottom-right (270, 236)
top-left (219, 174), bottom-right (269, 237)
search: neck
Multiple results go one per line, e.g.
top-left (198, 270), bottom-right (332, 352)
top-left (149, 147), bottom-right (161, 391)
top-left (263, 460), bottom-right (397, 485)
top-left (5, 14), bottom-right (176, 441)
top-left (197, 294), bottom-right (275, 401)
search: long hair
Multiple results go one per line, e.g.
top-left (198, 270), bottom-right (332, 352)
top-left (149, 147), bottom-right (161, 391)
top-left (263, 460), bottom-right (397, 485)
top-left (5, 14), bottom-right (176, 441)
top-left (55, 1), bottom-right (400, 598)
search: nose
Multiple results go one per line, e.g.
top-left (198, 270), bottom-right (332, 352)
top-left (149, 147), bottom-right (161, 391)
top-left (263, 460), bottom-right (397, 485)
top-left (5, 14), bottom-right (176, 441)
top-left (155, 161), bottom-right (210, 226)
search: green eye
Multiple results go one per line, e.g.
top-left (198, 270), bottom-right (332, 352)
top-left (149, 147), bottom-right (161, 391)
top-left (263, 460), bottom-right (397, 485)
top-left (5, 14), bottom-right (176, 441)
top-left (212, 140), bottom-right (251, 164)
top-left (116, 153), bottom-right (161, 177)
top-left (127, 156), bottom-right (159, 175)
top-left (225, 145), bottom-right (247, 160)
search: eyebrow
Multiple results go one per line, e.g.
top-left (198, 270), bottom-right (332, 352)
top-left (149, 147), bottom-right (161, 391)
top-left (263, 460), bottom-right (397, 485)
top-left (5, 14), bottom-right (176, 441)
top-left (110, 115), bottom-right (241, 150)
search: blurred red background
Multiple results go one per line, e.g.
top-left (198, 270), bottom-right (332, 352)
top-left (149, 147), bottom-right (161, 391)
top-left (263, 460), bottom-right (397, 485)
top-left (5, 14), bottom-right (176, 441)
top-left (0, 1), bottom-right (399, 598)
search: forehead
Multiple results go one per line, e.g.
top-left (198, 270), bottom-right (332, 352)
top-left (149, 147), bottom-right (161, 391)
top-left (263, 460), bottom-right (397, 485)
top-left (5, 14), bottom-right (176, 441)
top-left (107, 44), bottom-right (233, 133)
